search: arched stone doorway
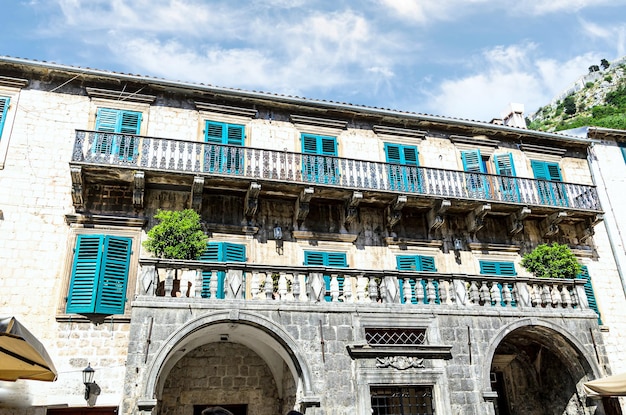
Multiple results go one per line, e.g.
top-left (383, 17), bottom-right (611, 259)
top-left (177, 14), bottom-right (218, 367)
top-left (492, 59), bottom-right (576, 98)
top-left (140, 312), bottom-right (319, 415)
top-left (160, 341), bottom-right (292, 415)
top-left (485, 320), bottom-right (601, 415)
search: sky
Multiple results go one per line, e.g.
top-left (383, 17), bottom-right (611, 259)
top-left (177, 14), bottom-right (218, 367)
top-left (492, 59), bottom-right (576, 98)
top-left (1, 0), bottom-right (626, 122)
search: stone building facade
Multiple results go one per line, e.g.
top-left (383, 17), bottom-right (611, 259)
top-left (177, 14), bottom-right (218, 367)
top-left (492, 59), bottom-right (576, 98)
top-left (0, 56), bottom-right (624, 415)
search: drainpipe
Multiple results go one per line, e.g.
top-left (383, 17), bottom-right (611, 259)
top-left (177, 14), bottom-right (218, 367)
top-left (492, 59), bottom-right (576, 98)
top-left (587, 142), bottom-right (626, 299)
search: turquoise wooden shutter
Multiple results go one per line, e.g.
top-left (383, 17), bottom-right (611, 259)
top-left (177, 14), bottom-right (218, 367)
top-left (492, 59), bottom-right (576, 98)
top-left (494, 153), bottom-right (520, 202)
top-left (199, 243), bottom-right (220, 298)
top-left (620, 144), bottom-right (626, 164)
top-left (94, 108), bottom-right (118, 154)
top-left (95, 236), bottom-right (132, 314)
top-left (531, 160), bottom-right (568, 206)
top-left (66, 235), bottom-right (104, 313)
top-left (94, 108), bottom-right (141, 158)
top-left (0, 97), bottom-right (9, 140)
top-left (462, 149), bottom-right (487, 197)
top-left (118, 111), bottom-right (141, 160)
top-left (199, 242), bottom-right (246, 299)
top-left (205, 121), bottom-right (224, 143)
top-left (578, 266), bottom-right (602, 324)
top-left (479, 261), bottom-right (516, 307)
top-left (204, 121), bottom-right (244, 173)
top-left (95, 108), bottom-right (119, 132)
top-left (397, 255), bottom-right (438, 304)
top-left (385, 143), bottom-right (420, 192)
top-left (301, 134), bottom-right (338, 184)
top-left (224, 242), bottom-right (246, 261)
top-left (304, 251), bottom-right (346, 301)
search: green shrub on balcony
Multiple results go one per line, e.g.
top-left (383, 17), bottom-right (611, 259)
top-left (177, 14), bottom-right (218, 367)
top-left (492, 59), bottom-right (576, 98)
top-left (521, 243), bottom-right (581, 279)
top-left (144, 209), bottom-right (208, 260)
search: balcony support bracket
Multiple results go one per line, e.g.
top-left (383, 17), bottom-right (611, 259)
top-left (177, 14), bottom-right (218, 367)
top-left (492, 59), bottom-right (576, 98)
top-left (133, 170), bottom-right (145, 209)
top-left (428, 199), bottom-right (451, 231)
top-left (70, 165), bottom-right (84, 211)
top-left (467, 204), bottom-right (491, 234)
top-left (296, 187), bottom-right (315, 225)
top-left (577, 214), bottom-right (604, 243)
top-left (541, 211), bottom-right (567, 238)
top-left (244, 182), bottom-right (261, 221)
top-left (508, 206), bottom-right (531, 235)
top-left (387, 195), bottom-right (407, 229)
top-left (191, 176), bottom-right (205, 213)
top-left (345, 191), bottom-right (363, 227)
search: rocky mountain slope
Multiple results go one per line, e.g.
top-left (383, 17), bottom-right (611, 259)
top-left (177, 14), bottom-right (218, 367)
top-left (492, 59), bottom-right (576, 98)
top-left (528, 56), bottom-right (626, 132)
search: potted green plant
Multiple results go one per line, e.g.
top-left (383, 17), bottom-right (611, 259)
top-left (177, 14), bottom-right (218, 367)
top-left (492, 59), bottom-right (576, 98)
top-left (521, 242), bottom-right (582, 279)
top-left (144, 209), bottom-right (207, 260)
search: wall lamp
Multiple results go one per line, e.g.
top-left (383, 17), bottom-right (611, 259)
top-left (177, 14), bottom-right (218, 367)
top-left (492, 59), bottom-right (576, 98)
top-left (82, 363), bottom-right (101, 406)
top-left (453, 238), bottom-right (463, 251)
top-left (273, 224), bottom-right (284, 255)
top-left (273, 224), bottom-right (283, 240)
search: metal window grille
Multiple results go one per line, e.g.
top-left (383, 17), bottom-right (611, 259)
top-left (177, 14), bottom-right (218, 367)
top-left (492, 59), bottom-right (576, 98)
top-left (365, 328), bottom-right (426, 346)
top-left (371, 386), bottom-right (434, 415)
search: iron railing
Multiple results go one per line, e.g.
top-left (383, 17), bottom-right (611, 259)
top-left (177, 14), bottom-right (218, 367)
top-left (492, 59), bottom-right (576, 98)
top-left (72, 130), bottom-right (601, 211)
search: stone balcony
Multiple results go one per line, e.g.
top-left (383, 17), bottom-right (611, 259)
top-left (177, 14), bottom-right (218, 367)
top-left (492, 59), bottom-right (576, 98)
top-left (136, 258), bottom-right (595, 318)
top-left (69, 130), bottom-right (602, 223)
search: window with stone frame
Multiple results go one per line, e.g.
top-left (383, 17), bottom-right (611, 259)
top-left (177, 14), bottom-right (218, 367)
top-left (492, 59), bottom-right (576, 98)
top-left (66, 234), bottom-right (132, 315)
top-left (370, 385), bottom-right (434, 415)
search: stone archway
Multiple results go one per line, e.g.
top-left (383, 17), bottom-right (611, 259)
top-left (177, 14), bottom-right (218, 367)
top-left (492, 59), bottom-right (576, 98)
top-left (484, 319), bottom-right (602, 415)
top-left (140, 311), bottom-right (319, 414)
top-left (160, 341), bottom-right (291, 415)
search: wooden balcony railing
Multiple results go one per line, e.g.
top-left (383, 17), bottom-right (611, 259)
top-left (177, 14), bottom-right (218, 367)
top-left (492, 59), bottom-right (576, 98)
top-left (72, 130), bottom-right (601, 211)
top-left (137, 259), bottom-right (594, 313)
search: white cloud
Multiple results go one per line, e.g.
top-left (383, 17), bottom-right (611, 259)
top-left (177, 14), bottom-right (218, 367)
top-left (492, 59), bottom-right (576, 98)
top-left (580, 20), bottom-right (626, 59)
top-left (106, 9), bottom-right (401, 97)
top-left (424, 44), bottom-right (602, 121)
top-left (375, 0), bottom-right (489, 24)
top-left (515, 0), bottom-right (617, 15)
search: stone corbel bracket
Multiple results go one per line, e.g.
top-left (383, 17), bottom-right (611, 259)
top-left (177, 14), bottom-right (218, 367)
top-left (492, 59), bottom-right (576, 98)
top-left (387, 195), bottom-right (407, 229)
top-left (133, 171), bottom-right (145, 209)
top-left (70, 165), bottom-right (84, 211)
top-left (190, 176), bottom-right (205, 213)
top-left (466, 204), bottom-right (491, 234)
top-left (577, 214), bottom-right (604, 243)
top-left (507, 206), bottom-right (531, 235)
top-left (428, 199), bottom-right (451, 231)
top-left (541, 211), bottom-right (567, 238)
top-left (296, 187), bottom-right (314, 225)
top-left (345, 191), bottom-right (363, 227)
top-left (244, 182), bottom-right (261, 220)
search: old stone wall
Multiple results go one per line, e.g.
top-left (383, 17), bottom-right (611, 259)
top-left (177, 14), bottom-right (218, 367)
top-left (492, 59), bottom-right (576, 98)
top-left (159, 342), bottom-right (284, 415)
top-left (123, 301), bottom-right (605, 415)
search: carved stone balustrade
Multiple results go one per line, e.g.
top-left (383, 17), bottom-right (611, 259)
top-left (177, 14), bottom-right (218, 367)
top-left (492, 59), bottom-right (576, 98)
top-left (138, 259), bottom-right (593, 314)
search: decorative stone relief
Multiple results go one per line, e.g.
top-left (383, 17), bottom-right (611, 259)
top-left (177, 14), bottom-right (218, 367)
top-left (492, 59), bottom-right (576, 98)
top-left (375, 356), bottom-right (425, 370)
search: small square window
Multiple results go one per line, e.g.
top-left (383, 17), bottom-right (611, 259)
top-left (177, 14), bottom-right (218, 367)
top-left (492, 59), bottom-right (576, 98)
top-left (371, 385), bottom-right (434, 415)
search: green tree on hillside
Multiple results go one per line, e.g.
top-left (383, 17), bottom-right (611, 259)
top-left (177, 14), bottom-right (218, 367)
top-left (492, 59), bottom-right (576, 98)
top-left (601, 58), bottom-right (610, 70)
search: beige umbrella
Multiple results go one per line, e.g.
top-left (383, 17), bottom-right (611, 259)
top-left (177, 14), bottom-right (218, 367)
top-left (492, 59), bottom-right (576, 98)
top-left (584, 373), bottom-right (626, 397)
top-left (0, 316), bottom-right (57, 382)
